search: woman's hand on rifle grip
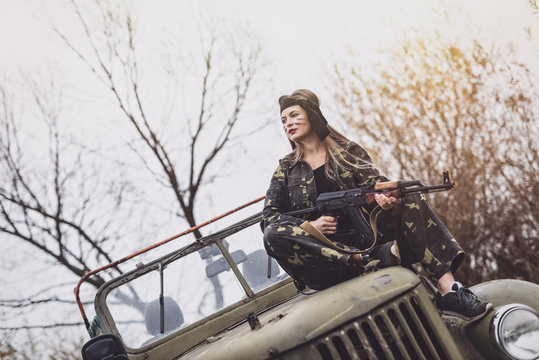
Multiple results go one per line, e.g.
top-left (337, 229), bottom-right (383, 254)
top-left (309, 214), bottom-right (338, 235)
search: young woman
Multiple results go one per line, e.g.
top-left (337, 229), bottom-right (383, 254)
top-left (262, 89), bottom-right (491, 320)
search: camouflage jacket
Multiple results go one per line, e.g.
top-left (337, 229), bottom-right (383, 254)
top-left (262, 141), bottom-right (388, 230)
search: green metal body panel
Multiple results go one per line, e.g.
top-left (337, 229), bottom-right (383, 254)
top-left (181, 268), bottom-right (421, 359)
top-left (470, 279), bottom-right (539, 310)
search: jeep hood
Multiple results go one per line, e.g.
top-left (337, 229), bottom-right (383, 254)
top-left (182, 267), bottom-right (420, 360)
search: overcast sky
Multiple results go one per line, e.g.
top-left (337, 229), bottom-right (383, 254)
top-left (1, 1), bottom-right (537, 168)
top-left (2, 0), bottom-right (537, 91)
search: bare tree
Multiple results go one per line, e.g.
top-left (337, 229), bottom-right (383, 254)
top-left (0, 328), bottom-right (83, 359)
top-left (0, 76), bottom-right (147, 328)
top-left (332, 35), bottom-right (538, 284)
top-left (50, 1), bottom-right (266, 307)
top-left (54, 0), bottom-right (263, 226)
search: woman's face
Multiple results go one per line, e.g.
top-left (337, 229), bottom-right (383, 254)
top-left (281, 105), bottom-right (314, 143)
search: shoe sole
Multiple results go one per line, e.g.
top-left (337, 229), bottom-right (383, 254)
top-left (440, 302), bottom-right (493, 322)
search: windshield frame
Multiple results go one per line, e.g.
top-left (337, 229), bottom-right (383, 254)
top-left (92, 211), bottom-right (294, 351)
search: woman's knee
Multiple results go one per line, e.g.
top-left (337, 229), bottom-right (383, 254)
top-left (263, 225), bottom-right (280, 245)
top-left (263, 225), bottom-right (290, 254)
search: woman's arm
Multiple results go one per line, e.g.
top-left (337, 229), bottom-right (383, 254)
top-left (261, 163), bottom-right (305, 230)
top-left (347, 142), bottom-right (400, 210)
top-left (346, 142), bottom-right (389, 185)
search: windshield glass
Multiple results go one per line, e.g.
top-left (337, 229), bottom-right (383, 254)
top-left (103, 220), bottom-right (288, 348)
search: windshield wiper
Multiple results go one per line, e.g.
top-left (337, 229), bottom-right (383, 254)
top-left (159, 262), bottom-right (165, 334)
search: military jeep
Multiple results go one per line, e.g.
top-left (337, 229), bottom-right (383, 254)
top-left (77, 207), bottom-right (539, 360)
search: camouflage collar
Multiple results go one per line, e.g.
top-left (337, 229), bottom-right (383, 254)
top-left (283, 153), bottom-right (301, 169)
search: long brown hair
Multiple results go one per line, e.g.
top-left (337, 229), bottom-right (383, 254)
top-left (279, 89), bottom-right (371, 184)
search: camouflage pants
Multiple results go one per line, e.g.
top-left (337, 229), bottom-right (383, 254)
top-left (263, 194), bottom-right (465, 290)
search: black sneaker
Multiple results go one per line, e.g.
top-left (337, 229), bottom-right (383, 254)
top-left (436, 282), bottom-right (493, 321)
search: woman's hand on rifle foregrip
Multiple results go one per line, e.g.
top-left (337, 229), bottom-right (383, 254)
top-left (374, 193), bottom-right (401, 211)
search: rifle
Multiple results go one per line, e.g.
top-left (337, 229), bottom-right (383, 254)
top-left (285, 171), bottom-right (454, 254)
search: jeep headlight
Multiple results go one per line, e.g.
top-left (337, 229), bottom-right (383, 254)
top-left (491, 304), bottom-right (539, 360)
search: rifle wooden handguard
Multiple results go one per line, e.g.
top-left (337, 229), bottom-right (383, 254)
top-left (374, 180), bottom-right (399, 190)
